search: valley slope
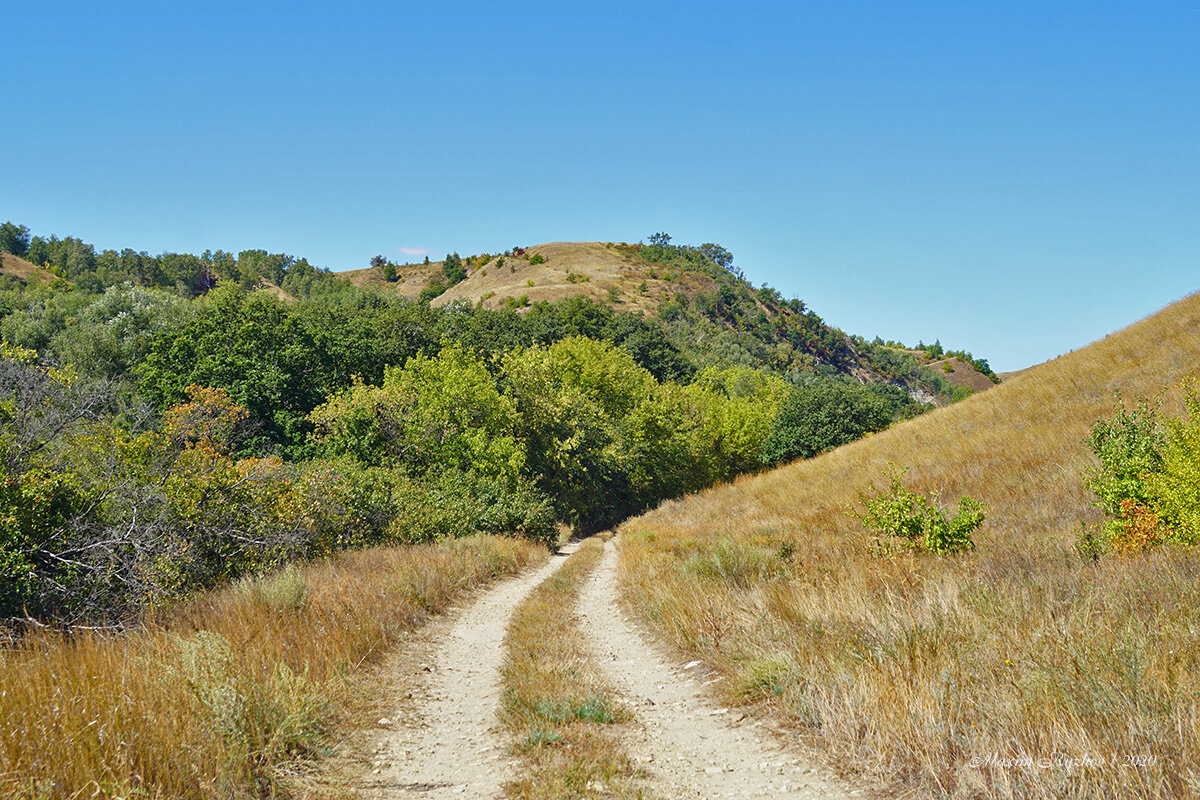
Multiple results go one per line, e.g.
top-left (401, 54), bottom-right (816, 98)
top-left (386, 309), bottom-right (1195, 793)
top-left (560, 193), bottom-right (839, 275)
top-left (617, 290), bottom-right (1200, 798)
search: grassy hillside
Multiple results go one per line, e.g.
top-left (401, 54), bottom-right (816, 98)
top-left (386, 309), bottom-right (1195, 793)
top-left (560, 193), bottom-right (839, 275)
top-left (617, 291), bottom-right (1200, 798)
top-left (0, 252), bottom-right (61, 285)
top-left (339, 241), bottom-right (703, 314)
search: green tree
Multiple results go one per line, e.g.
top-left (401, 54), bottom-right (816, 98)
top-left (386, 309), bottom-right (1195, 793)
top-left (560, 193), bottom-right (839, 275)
top-left (503, 337), bottom-right (654, 529)
top-left (310, 345), bottom-right (525, 481)
top-left (442, 253), bottom-right (466, 285)
top-left (760, 381), bottom-right (892, 466)
top-left (0, 222), bottom-right (30, 256)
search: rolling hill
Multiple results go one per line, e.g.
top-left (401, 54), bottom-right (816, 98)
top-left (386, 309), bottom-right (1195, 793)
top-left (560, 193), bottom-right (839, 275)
top-left (338, 240), bottom-right (996, 403)
top-left (617, 290), bottom-right (1200, 797)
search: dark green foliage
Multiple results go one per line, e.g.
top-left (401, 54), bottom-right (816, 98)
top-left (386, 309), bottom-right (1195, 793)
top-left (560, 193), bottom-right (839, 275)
top-left (419, 279), bottom-right (448, 303)
top-left (442, 252), bottom-right (466, 285)
top-left (759, 382), bottom-right (892, 466)
top-left (0, 222), bottom-right (31, 256)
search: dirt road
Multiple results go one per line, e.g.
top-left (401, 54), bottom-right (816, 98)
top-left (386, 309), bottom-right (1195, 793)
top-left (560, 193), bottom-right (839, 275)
top-left (357, 541), bottom-right (579, 799)
top-left (355, 536), bottom-right (868, 799)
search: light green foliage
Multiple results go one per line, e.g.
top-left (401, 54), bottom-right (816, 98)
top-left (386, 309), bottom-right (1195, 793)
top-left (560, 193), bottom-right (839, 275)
top-left (389, 470), bottom-right (558, 547)
top-left (503, 337), bottom-right (653, 528)
top-left (310, 345), bottom-right (524, 481)
top-left (854, 464), bottom-right (986, 555)
top-left (1084, 392), bottom-right (1170, 551)
top-left (50, 283), bottom-right (187, 381)
top-left (692, 366), bottom-right (789, 478)
top-left (1144, 387), bottom-right (1200, 545)
top-left (1086, 380), bottom-right (1200, 551)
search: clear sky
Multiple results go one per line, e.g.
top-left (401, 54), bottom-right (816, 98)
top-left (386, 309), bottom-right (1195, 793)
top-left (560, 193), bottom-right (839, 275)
top-left (3, 1), bottom-right (1198, 372)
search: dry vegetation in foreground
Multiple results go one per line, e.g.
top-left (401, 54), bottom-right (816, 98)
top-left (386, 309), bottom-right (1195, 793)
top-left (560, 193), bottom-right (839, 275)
top-left (618, 292), bottom-right (1200, 799)
top-left (502, 535), bottom-right (652, 800)
top-left (0, 536), bottom-right (545, 800)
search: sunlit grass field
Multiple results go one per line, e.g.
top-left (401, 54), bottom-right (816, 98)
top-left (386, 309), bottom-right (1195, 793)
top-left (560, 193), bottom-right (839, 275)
top-left (0, 536), bottom-right (545, 800)
top-left (618, 292), bottom-right (1200, 798)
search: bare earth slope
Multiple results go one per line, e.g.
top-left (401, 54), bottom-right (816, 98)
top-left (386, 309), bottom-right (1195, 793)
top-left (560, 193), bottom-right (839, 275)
top-left (337, 241), bottom-right (682, 315)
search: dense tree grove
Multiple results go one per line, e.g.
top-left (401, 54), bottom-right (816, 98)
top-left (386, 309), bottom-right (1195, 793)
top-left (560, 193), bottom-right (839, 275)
top-left (0, 222), bottom-right (963, 624)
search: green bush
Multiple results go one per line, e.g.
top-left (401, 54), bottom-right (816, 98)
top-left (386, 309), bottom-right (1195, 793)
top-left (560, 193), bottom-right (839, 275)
top-left (853, 464), bottom-right (986, 554)
top-left (1084, 380), bottom-right (1200, 552)
top-left (1084, 393), bottom-right (1166, 551)
top-left (528, 253), bottom-right (546, 266)
top-left (390, 470), bottom-right (558, 547)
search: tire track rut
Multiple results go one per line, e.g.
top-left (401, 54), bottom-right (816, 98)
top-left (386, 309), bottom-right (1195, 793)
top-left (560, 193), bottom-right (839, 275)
top-left (576, 538), bottom-right (868, 800)
top-left (358, 541), bottom-right (579, 799)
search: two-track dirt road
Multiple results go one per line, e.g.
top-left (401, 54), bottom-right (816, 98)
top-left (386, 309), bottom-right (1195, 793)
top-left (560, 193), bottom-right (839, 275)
top-left (354, 537), bottom-right (866, 800)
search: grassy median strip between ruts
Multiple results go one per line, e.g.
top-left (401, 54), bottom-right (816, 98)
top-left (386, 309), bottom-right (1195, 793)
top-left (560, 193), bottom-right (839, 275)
top-left (501, 534), bottom-right (654, 800)
top-left (1, 535), bottom-right (546, 800)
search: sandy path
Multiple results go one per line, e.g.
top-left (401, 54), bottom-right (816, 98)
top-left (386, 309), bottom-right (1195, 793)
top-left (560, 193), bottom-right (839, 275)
top-left (577, 538), bottom-right (867, 800)
top-left (357, 541), bottom-right (579, 800)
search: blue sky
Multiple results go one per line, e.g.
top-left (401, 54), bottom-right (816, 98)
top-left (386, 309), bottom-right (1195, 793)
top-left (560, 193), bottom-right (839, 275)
top-left (3, 1), bottom-right (1198, 371)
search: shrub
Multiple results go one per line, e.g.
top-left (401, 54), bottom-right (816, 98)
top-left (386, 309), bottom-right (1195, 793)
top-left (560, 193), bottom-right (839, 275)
top-left (390, 470), bottom-right (558, 547)
top-left (1083, 392), bottom-right (1169, 552)
top-left (418, 280), bottom-right (447, 303)
top-left (528, 253), bottom-right (546, 266)
top-left (442, 253), bottom-right (466, 285)
top-left (1085, 379), bottom-right (1200, 552)
top-left (853, 464), bottom-right (986, 554)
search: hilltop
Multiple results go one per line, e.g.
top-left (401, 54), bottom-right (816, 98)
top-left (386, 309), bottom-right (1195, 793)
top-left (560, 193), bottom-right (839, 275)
top-left (618, 290), bottom-right (1200, 797)
top-left (338, 238), bottom-right (996, 404)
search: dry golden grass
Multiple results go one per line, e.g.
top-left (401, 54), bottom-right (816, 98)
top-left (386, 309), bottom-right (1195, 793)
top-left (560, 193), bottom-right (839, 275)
top-left (336, 242), bottom-right (708, 316)
top-left (0, 252), bottom-right (61, 285)
top-left (0, 536), bottom-right (545, 800)
top-left (618, 292), bottom-right (1200, 798)
top-left (501, 536), bottom-right (653, 800)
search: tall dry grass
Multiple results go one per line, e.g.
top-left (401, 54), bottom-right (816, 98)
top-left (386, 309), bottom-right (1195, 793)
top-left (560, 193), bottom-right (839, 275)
top-left (0, 536), bottom-right (545, 800)
top-left (618, 292), bottom-right (1200, 798)
top-left (501, 535), bottom-right (652, 800)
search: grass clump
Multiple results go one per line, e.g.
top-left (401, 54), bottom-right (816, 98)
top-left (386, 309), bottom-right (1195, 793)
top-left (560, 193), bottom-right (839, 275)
top-left (683, 535), bottom-right (789, 586)
top-left (501, 536), bottom-right (649, 800)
